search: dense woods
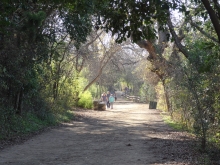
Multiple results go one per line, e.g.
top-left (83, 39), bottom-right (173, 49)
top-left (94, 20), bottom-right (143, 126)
top-left (0, 0), bottom-right (220, 154)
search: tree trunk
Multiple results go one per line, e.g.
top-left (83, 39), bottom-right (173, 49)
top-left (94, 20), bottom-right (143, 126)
top-left (14, 88), bottom-right (23, 115)
top-left (162, 79), bottom-right (172, 114)
top-left (83, 47), bottom-right (120, 92)
top-left (17, 89), bottom-right (23, 115)
top-left (53, 81), bottom-right (59, 100)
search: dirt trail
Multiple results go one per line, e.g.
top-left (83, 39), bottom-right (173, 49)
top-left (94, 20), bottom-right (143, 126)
top-left (0, 99), bottom-right (201, 165)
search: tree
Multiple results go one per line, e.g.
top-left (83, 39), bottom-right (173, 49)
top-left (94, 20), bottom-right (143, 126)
top-left (94, 0), bottom-right (220, 151)
top-left (0, 0), bottom-right (105, 137)
top-left (83, 33), bottom-right (127, 92)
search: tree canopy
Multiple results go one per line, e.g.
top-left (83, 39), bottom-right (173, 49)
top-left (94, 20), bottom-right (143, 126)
top-left (1, 0), bottom-right (220, 156)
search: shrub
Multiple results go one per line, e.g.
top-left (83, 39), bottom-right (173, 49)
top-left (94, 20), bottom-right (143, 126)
top-left (77, 91), bottom-right (93, 109)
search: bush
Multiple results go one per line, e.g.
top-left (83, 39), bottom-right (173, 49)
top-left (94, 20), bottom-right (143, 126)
top-left (77, 91), bottom-right (93, 109)
top-left (0, 107), bottom-right (75, 140)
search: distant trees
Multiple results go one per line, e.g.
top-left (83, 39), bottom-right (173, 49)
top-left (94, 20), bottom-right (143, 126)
top-left (95, 0), bottom-right (220, 151)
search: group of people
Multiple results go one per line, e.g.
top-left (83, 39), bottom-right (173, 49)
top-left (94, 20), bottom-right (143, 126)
top-left (101, 91), bottom-right (117, 109)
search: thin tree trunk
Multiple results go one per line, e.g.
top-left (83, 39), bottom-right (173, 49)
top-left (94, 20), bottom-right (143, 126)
top-left (162, 79), bottom-right (172, 114)
top-left (14, 88), bottom-right (23, 115)
top-left (83, 47), bottom-right (121, 92)
top-left (17, 89), bottom-right (23, 115)
top-left (188, 79), bottom-right (207, 150)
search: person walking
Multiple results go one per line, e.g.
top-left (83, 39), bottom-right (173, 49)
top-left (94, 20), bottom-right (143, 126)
top-left (114, 92), bottom-right (117, 101)
top-left (109, 94), bottom-right (115, 109)
top-left (106, 91), bottom-right (111, 108)
top-left (101, 93), bottom-right (108, 108)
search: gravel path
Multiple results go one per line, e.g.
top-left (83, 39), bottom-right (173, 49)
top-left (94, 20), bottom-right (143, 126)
top-left (0, 99), bottom-right (208, 165)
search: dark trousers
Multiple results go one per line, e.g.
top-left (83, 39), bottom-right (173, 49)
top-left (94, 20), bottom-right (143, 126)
top-left (107, 101), bottom-right (110, 108)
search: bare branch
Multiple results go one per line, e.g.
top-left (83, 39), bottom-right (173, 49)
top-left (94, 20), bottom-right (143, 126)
top-left (167, 15), bottom-right (190, 58)
top-left (189, 18), bottom-right (219, 44)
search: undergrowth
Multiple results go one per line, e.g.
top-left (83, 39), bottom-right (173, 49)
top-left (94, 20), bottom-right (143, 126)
top-left (162, 114), bottom-right (188, 131)
top-left (161, 112), bottom-right (220, 165)
top-left (0, 110), bottom-right (74, 140)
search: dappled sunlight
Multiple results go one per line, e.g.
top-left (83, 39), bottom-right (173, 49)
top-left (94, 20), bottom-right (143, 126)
top-left (0, 100), bottom-right (201, 165)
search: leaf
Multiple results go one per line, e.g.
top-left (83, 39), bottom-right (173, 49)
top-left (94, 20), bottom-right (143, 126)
top-left (185, 11), bottom-right (190, 16)
top-left (3, 67), bottom-right (6, 73)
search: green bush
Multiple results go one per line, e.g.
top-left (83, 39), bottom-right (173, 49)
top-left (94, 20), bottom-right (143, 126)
top-left (0, 108), bottom-right (75, 140)
top-left (77, 91), bottom-right (93, 109)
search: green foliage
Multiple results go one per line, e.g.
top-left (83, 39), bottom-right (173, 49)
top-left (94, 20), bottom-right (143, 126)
top-left (0, 0), bottom-right (96, 139)
top-left (54, 110), bottom-right (75, 123)
top-left (62, 12), bottom-right (92, 49)
top-left (139, 83), bottom-right (157, 102)
top-left (77, 91), bottom-right (93, 109)
top-left (162, 115), bottom-right (186, 131)
top-left (22, 112), bottom-right (56, 133)
top-left (59, 0), bottom-right (101, 48)
top-left (87, 83), bottom-right (99, 99)
top-left (1, 0), bottom-right (219, 154)
top-left (185, 38), bottom-right (217, 73)
top-left (96, 0), bottom-right (182, 43)
top-left (162, 32), bottom-right (220, 150)
top-left (0, 106), bottom-right (55, 140)
top-left (0, 107), bottom-right (75, 140)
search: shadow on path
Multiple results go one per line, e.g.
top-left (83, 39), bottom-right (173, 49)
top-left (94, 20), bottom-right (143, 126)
top-left (0, 100), bottom-right (217, 165)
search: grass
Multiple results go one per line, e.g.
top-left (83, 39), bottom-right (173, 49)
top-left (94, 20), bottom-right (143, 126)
top-left (0, 110), bottom-right (75, 140)
top-left (162, 114), bottom-right (186, 131)
top-left (55, 110), bottom-right (75, 122)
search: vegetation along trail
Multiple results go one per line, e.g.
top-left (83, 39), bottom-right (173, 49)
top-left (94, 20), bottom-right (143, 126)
top-left (0, 98), bottom-right (207, 165)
